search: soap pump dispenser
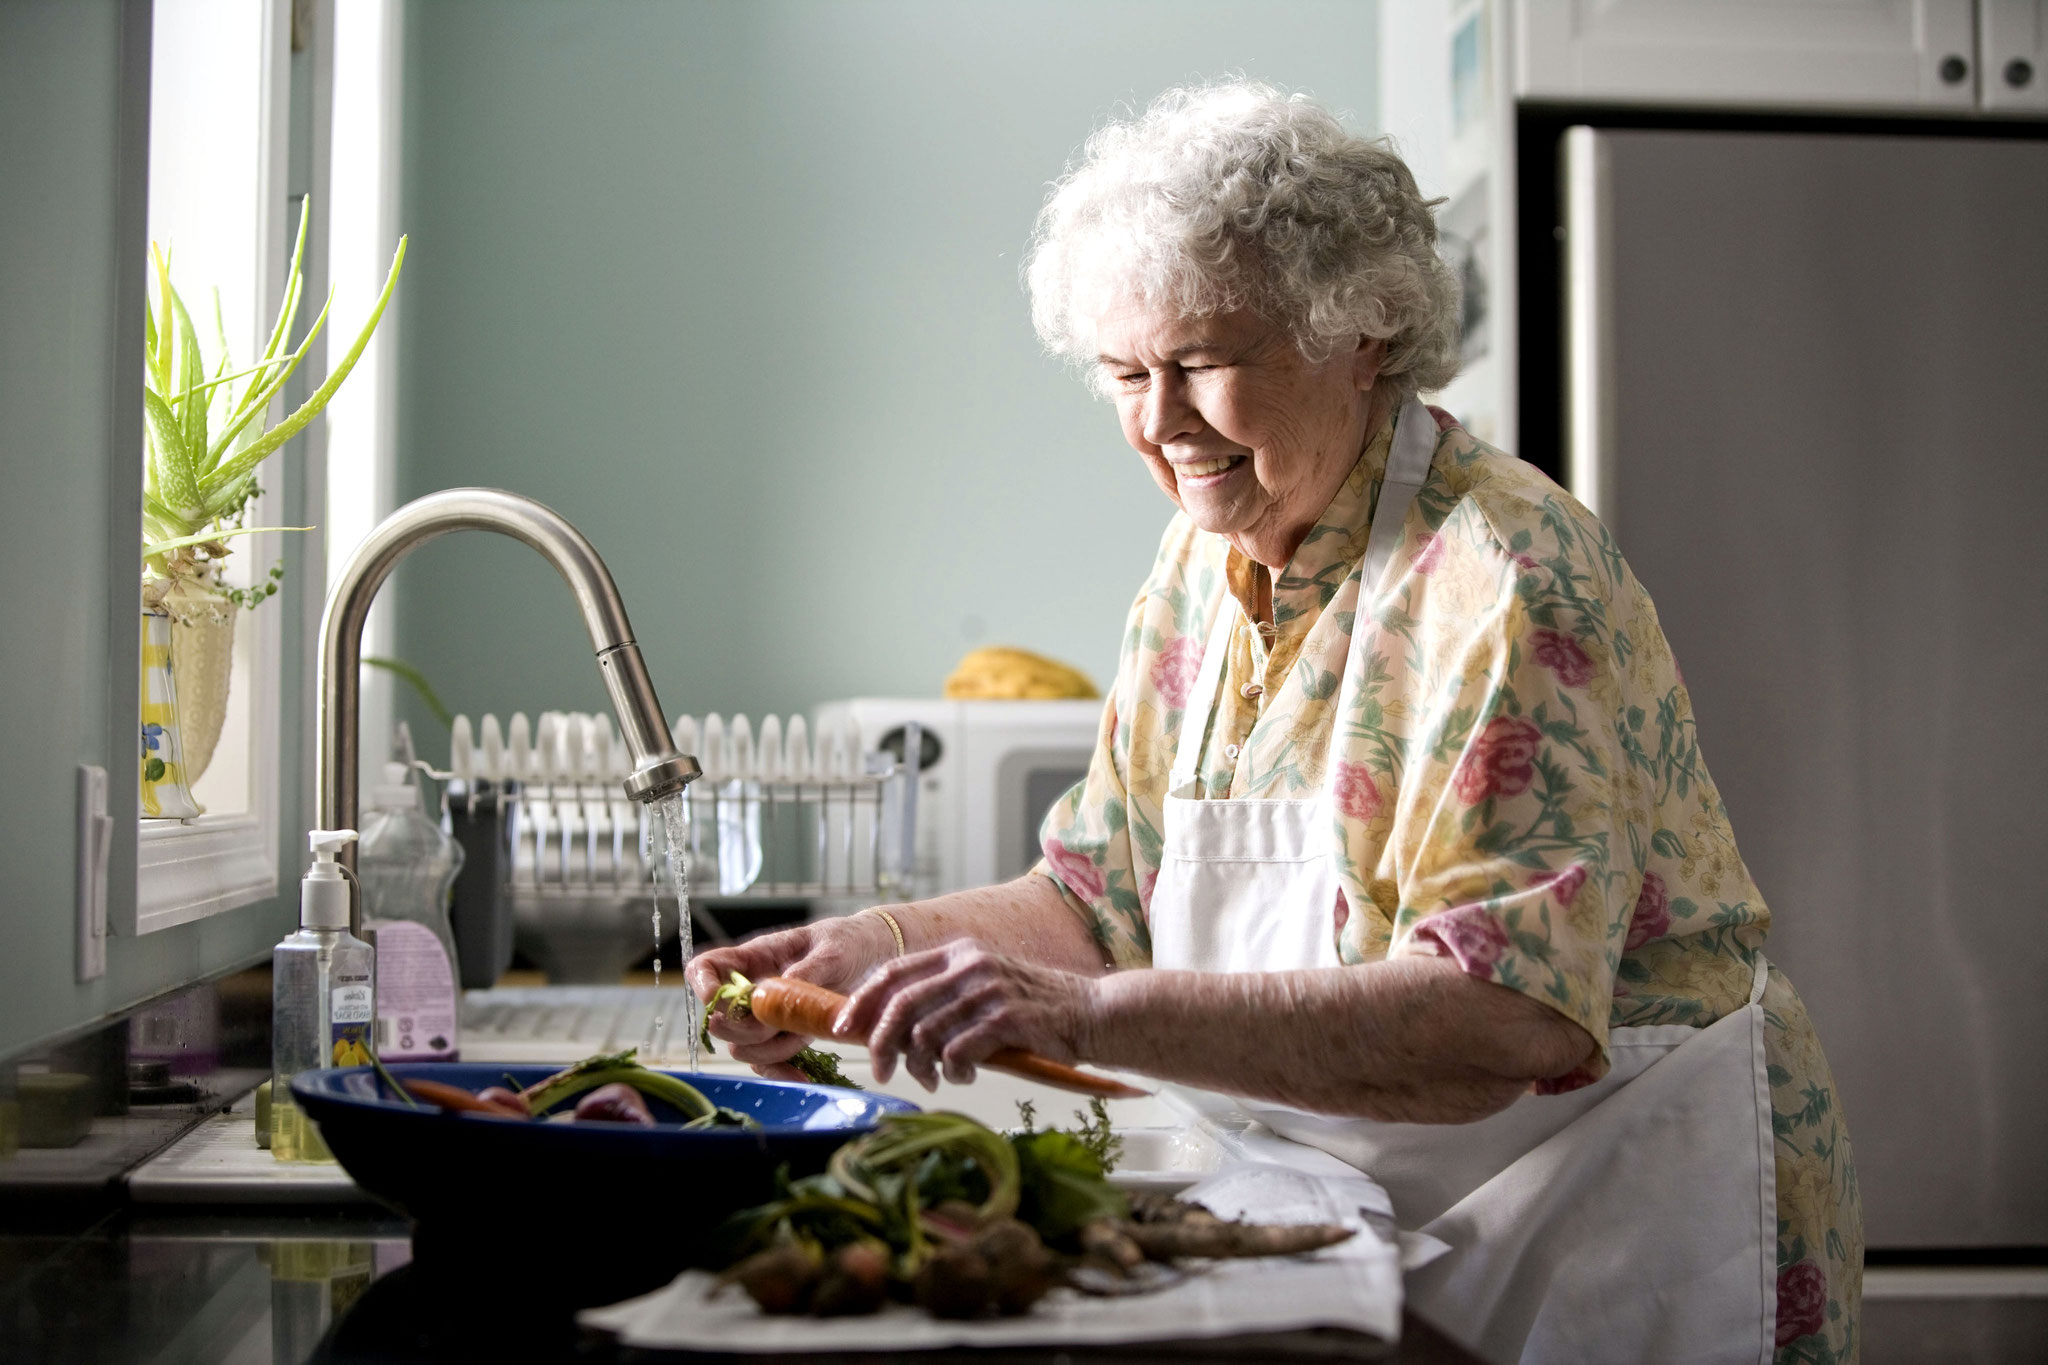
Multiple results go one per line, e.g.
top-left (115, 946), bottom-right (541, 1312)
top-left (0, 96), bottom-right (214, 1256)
top-left (271, 829), bottom-right (376, 1162)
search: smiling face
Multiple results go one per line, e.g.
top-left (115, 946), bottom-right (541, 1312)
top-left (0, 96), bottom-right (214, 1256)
top-left (1086, 291), bottom-right (1392, 569)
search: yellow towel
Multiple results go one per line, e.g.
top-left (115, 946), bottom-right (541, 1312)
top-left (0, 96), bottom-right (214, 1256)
top-left (943, 646), bottom-right (1099, 700)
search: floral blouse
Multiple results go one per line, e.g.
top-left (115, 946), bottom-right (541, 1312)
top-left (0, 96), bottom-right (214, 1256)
top-left (1035, 414), bottom-right (1863, 1362)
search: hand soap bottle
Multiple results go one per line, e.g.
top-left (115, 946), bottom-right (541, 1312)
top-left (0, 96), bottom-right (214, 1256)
top-left (358, 733), bottom-right (465, 1062)
top-left (272, 829), bottom-right (375, 1162)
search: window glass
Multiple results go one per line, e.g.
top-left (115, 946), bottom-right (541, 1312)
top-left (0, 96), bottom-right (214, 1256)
top-left (144, 0), bottom-right (273, 821)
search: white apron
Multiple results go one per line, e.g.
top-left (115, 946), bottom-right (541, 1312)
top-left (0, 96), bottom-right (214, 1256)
top-left (1149, 398), bottom-right (1778, 1365)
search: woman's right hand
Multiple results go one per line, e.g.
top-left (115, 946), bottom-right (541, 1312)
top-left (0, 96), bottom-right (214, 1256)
top-left (686, 915), bottom-right (897, 1081)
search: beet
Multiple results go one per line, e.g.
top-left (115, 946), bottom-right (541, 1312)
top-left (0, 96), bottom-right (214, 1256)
top-left (811, 1241), bottom-right (890, 1317)
top-left (474, 1086), bottom-right (531, 1117)
top-left (973, 1218), bottom-right (1058, 1315)
top-left (571, 1082), bottom-right (655, 1125)
top-left (728, 1243), bottom-right (823, 1315)
top-left (913, 1244), bottom-right (994, 1319)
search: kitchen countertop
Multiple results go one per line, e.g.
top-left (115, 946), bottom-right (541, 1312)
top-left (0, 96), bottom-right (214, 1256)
top-left (0, 1207), bottom-right (1485, 1364)
top-left (2, 975), bottom-right (1483, 1362)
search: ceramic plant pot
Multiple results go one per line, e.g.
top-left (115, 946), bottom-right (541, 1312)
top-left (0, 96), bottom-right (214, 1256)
top-left (169, 595), bottom-right (236, 784)
top-left (151, 567), bottom-right (238, 786)
top-left (140, 608), bottom-right (202, 820)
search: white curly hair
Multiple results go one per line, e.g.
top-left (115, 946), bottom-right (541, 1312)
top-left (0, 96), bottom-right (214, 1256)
top-left (1025, 79), bottom-right (1461, 403)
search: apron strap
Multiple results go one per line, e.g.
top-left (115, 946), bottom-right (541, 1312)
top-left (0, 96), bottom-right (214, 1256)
top-left (1747, 952), bottom-right (1770, 1007)
top-left (1320, 395), bottom-right (1442, 782)
top-left (1356, 396), bottom-right (1438, 623)
top-left (1167, 396), bottom-right (1441, 798)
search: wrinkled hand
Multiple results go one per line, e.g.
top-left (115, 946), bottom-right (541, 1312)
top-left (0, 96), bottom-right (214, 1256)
top-left (687, 917), bottom-right (893, 1082)
top-left (835, 940), bottom-right (1096, 1090)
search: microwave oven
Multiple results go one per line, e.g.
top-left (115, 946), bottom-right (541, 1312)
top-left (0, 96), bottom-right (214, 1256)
top-left (810, 698), bottom-right (1103, 899)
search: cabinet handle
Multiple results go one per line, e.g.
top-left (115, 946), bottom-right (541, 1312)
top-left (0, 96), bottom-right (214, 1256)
top-left (1939, 54), bottom-right (1970, 84)
top-left (2006, 58), bottom-right (2035, 90)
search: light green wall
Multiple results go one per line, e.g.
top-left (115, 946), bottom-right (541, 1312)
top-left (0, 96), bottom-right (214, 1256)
top-left (0, 1), bottom-right (315, 1062)
top-left (389, 0), bottom-right (1380, 742)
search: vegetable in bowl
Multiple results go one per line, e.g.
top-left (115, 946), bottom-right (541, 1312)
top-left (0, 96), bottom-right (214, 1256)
top-left (367, 1046), bottom-right (758, 1128)
top-left (289, 1058), bottom-right (920, 1310)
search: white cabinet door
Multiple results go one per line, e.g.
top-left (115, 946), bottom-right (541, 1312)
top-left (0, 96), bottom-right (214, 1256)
top-left (1516, 0), bottom-right (1977, 110)
top-left (1981, 0), bottom-right (2048, 111)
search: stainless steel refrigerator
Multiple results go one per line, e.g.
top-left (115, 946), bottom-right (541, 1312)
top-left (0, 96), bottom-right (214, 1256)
top-left (1554, 126), bottom-right (2048, 1263)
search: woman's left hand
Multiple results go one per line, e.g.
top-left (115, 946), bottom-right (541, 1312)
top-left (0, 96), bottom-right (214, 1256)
top-left (835, 939), bottom-right (1097, 1089)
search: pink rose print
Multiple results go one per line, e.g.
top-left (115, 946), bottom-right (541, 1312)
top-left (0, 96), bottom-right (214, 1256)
top-left (1331, 761), bottom-right (1384, 823)
top-left (1529, 629), bottom-right (1595, 688)
top-left (1775, 1260), bottom-right (1828, 1347)
top-left (1625, 871), bottom-right (1671, 951)
top-left (1139, 868), bottom-right (1158, 907)
top-left (1414, 533), bottom-right (1446, 575)
top-left (1043, 839), bottom-right (1105, 903)
top-left (1414, 905), bottom-right (1511, 978)
top-left (1511, 551), bottom-right (1541, 574)
top-left (1333, 885), bottom-right (1350, 931)
top-left (1150, 633), bottom-right (1203, 710)
top-left (1452, 716), bottom-right (1543, 805)
top-left (1539, 863), bottom-right (1587, 912)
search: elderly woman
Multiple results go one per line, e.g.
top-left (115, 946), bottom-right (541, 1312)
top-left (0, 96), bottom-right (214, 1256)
top-left (694, 82), bottom-right (1860, 1364)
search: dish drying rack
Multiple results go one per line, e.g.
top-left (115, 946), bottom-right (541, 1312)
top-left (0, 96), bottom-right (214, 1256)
top-left (438, 709), bottom-right (921, 985)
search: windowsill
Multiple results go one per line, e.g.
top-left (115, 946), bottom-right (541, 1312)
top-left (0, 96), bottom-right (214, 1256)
top-left (133, 812), bottom-right (279, 934)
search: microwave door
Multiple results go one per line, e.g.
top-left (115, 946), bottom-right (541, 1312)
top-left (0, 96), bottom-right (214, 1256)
top-left (995, 749), bottom-right (1092, 884)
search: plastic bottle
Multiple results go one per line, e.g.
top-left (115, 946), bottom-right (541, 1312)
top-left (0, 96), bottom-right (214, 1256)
top-left (358, 741), bottom-right (465, 1062)
top-left (272, 829), bottom-right (376, 1162)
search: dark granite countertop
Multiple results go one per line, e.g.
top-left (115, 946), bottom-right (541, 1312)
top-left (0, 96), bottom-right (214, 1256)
top-left (0, 1206), bottom-right (1483, 1364)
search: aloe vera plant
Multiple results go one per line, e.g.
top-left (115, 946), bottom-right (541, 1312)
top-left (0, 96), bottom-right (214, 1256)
top-left (142, 197), bottom-right (405, 602)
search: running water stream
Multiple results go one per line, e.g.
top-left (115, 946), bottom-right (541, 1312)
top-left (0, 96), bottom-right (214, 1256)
top-left (648, 790), bottom-right (698, 1070)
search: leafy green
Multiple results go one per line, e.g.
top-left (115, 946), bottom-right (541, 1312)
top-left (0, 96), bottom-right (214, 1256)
top-left (790, 1046), bottom-right (861, 1089)
top-left (1072, 1097), bottom-right (1123, 1173)
top-left (141, 197), bottom-right (406, 600)
top-left (518, 1046), bottom-right (744, 1125)
top-left (910, 1147), bottom-right (991, 1210)
top-left (1011, 1127), bottom-right (1127, 1241)
top-left (365, 1047), bottom-right (421, 1110)
top-left (1014, 1096), bottom-right (1123, 1172)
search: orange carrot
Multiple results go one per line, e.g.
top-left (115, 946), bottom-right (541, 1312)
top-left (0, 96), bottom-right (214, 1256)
top-left (747, 977), bottom-right (1150, 1101)
top-left (399, 1077), bottom-right (529, 1118)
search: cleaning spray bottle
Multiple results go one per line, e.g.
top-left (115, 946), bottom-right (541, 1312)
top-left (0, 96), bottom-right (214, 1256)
top-left (271, 829), bottom-right (376, 1162)
top-left (358, 725), bottom-right (465, 1061)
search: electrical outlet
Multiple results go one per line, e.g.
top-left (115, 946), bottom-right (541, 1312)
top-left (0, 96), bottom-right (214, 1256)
top-left (77, 765), bottom-right (110, 981)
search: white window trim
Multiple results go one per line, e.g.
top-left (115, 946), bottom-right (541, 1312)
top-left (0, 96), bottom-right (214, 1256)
top-left (135, 806), bottom-right (278, 933)
top-left (126, 0), bottom-right (298, 936)
top-left (325, 0), bottom-right (407, 759)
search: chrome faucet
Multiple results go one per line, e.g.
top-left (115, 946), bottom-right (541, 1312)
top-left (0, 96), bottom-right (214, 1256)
top-left (317, 488), bottom-right (699, 935)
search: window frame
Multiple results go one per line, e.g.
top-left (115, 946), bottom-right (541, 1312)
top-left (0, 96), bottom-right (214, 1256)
top-left (125, 0), bottom-right (304, 937)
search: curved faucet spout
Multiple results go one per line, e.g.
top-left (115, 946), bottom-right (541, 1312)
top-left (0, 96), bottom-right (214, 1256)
top-left (318, 488), bottom-right (698, 931)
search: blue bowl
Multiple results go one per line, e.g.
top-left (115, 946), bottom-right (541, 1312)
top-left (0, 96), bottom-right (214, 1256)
top-left (292, 1063), bottom-right (916, 1301)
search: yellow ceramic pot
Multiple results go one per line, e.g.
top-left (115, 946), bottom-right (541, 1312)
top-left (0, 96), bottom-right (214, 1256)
top-left (140, 608), bottom-right (202, 820)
